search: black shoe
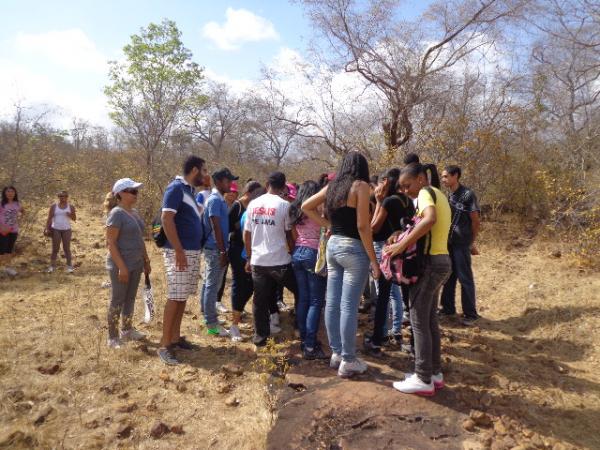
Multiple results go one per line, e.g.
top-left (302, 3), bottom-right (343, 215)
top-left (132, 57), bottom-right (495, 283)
top-left (303, 344), bottom-right (328, 360)
top-left (173, 336), bottom-right (199, 350)
top-left (363, 337), bottom-right (383, 357)
top-left (462, 315), bottom-right (479, 326)
top-left (438, 308), bottom-right (456, 317)
top-left (157, 346), bottom-right (179, 365)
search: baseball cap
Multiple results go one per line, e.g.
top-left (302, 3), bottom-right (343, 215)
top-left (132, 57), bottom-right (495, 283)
top-left (212, 168), bottom-right (239, 182)
top-left (286, 183), bottom-right (297, 200)
top-left (112, 178), bottom-right (143, 194)
top-left (230, 181), bottom-right (239, 193)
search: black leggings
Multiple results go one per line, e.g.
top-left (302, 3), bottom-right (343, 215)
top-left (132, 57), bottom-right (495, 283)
top-left (0, 233), bottom-right (17, 255)
top-left (229, 244), bottom-right (254, 313)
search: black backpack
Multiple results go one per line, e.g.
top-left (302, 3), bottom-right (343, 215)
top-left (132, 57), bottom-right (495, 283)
top-left (401, 186), bottom-right (436, 281)
top-left (152, 209), bottom-right (167, 248)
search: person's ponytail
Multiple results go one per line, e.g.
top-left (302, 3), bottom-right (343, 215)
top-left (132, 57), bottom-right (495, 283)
top-left (423, 163), bottom-right (441, 189)
top-left (104, 192), bottom-right (119, 214)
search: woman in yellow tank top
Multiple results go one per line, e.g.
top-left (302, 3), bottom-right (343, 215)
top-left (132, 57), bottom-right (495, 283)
top-left (385, 162), bottom-right (452, 396)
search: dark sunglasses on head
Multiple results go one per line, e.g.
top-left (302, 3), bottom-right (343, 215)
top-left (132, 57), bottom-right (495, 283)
top-left (122, 188), bottom-right (138, 195)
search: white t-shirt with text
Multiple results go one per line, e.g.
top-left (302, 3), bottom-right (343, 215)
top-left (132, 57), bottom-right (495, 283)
top-left (244, 193), bottom-right (292, 267)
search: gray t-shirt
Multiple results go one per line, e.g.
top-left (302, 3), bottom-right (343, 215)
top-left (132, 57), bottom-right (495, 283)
top-left (106, 207), bottom-right (145, 271)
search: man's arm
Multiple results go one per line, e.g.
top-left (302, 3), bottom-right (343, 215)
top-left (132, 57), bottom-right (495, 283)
top-left (162, 211), bottom-right (187, 270)
top-left (243, 230), bottom-right (252, 273)
top-left (210, 216), bottom-right (228, 266)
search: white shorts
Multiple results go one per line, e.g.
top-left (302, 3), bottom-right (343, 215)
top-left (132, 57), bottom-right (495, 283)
top-left (163, 249), bottom-right (202, 301)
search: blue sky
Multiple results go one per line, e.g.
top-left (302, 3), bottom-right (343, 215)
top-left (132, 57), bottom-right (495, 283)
top-left (0, 0), bottom-right (429, 127)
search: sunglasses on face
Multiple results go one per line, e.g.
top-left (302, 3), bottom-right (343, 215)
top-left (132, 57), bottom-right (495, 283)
top-left (122, 189), bottom-right (138, 195)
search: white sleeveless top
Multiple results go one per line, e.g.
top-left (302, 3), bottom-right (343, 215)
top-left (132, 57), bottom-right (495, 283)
top-left (52, 204), bottom-right (72, 230)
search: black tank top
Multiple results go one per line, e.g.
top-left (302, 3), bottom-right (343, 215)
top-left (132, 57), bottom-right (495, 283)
top-left (330, 206), bottom-right (360, 240)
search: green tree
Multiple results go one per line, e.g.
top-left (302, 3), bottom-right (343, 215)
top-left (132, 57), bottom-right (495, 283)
top-left (105, 19), bottom-right (204, 180)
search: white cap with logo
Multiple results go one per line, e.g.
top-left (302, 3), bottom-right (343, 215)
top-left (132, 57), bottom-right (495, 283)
top-left (112, 178), bottom-right (143, 194)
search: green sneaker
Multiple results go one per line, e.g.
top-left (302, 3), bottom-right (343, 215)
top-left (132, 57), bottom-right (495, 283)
top-left (207, 325), bottom-right (229, 337)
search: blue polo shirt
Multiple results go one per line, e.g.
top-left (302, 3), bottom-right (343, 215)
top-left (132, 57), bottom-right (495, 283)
top-left (162, 176), bottom-right (203, 250)
top-left (203, 191), bottom-right (229, 251)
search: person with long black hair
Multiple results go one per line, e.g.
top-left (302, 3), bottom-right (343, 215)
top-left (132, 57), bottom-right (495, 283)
top-left (0, 186), bottom-right (24, 276)
top-left (364, 168), bottom-right (415, 355)
top-left (302, 151), bottom-right (380, 378)
top-left (290, 180), bottom-right (329, 360)
top-left (385, 162), bottom-right (451, 396)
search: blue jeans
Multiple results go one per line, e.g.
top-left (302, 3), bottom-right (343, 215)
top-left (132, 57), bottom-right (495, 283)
top-left (372, 241), bottom-right (403, 344)
top-left (292, 246), bottom-right (326, 349)
top-left (440, 244), bottom-right (478, 318)
top-left (325, 235), bottom-right (370, 362)
top-left (200, 248), bottom-right (226, 327)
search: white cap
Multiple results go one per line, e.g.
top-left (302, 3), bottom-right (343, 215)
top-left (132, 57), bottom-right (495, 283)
top-left (112, 178), bottom-right (143, 194)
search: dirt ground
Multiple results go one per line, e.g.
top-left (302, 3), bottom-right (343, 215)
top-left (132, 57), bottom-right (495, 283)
top-left (0, 207), bottom-right (598, 450)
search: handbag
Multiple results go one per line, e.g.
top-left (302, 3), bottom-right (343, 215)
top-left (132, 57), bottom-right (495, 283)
top-left (314, 227), bottom-right (328, 277)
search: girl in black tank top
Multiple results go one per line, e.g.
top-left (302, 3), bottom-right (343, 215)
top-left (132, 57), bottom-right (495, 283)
top-left (330, 206), bottom-right (360, 239)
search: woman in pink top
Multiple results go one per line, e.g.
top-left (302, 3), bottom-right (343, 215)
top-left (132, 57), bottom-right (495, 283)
top-left (0, 186), bottom-right (25, 276)
top-left (290, 180), bottom-right (328, 360)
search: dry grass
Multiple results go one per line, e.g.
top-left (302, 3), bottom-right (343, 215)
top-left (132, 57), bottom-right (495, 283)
top-left (0, 206), bottom-right (284, 450)
top-left (0, 208), bottom-right (599, 449)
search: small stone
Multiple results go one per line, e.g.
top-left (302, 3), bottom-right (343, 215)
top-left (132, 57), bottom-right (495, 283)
top-left (530, 433), bottom-right (544, 447)
top-left (494, 420), bottom-right (509, 435)
top-left (116, 424), bottom-right (133, 439)
top-left (33, 406), bottom-right (54, 426)
top-left (84, 419), bottom-right (99, 429)
top-left (522, 428), bottom-right (534, 438)
top-left (469, 409), bottom-right (492, 428)
top-left (150, 421), bottom-right (170, 439)
top-left (462, 419), bottom-right (476, 432)
top-left (159, 371), bottom-right (170, 382)
top-left (170, 425), bottom-right (184, 435)
top-left (221, 364), bottom-right (244, 377)
top-left (176, 382), bottom-right (187, 393)
top-left (146, 400), bottom-right (158, 412)
top-left (197, 389), bottom-right (206, 398)
top-left (480, 393), bottom-right (493, 408)
top-left (116, 402), bottom-right (137, 413)
top-left (37, 364), bottom-right (60, 375)
top-left (225, 396), bottom-right (240, 407)
top-left (5, 388), bottom-right (25, 402)
top-left (216, 382), bottom-right (232, 394)
top-left (550, 250), bottom-right (561, 258)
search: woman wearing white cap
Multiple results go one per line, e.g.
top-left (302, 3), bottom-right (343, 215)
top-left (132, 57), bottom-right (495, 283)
top-left (104, 178), bottom-right (151, 348)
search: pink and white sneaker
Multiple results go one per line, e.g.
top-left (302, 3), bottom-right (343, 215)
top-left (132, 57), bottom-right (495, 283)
top-left (402, 372), bottom-right (444, 389)
top-left (393, 373), bottom-right (435, 396)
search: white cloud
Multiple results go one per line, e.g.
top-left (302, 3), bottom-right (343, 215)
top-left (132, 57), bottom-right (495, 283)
top-left (202, 8), bottom-right (279, 51)
top-left (14, 29), bottom-right (107, 72)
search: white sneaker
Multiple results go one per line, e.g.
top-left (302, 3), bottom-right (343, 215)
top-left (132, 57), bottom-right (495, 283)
top-left (270, 312), bottom-right (280, 327)
top-left (402, 372), bottom-right (444, 389)
top-left (338, 358), bottom-right (368, 378)
top-left (107, 338), bottom-right (121, 349)
top-left (402, 311), bottom-right (411, 325)
top-left (46, 266), bottom-right (55, 273)
top-left (277, 301), bottom-right (289, 312)
top-left (4, 267), bottom-right (17, 276)
top-left (330, 353), bottom-right (342, 369)
top-left (216, 302), bottom-right (229, 314)
top-left (393, 373), bottom-right (435, 396)
top-left (229, 325), bottom-right (243, 342)
top-left (270, 323), bottom-right (281, 335)
top-left (120, 328), bottom-right (146, 341)
top-left (66, 266), bottom-right (75, 273)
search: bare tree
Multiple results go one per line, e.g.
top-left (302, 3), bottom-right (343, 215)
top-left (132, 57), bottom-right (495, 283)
top-left (246, 75), bottom-right (303, 168)
top-left (70, 118), bottom-right (90, 152)
top-left (185, 81), bottom-right (245, 158)
top-left (299, 0), bottom-right (526, 154)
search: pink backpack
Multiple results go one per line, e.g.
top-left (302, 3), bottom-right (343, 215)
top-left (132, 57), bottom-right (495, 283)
top-left (379, 216), bottom-right (424, 285)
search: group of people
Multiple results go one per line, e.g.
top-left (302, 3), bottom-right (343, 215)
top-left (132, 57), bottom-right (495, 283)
top-left (102, 152), bottom-right (480, 397)
top-left (0, 186), bottom-right (77, 276)
top-left (1, 148), bottom-right (481, 398)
